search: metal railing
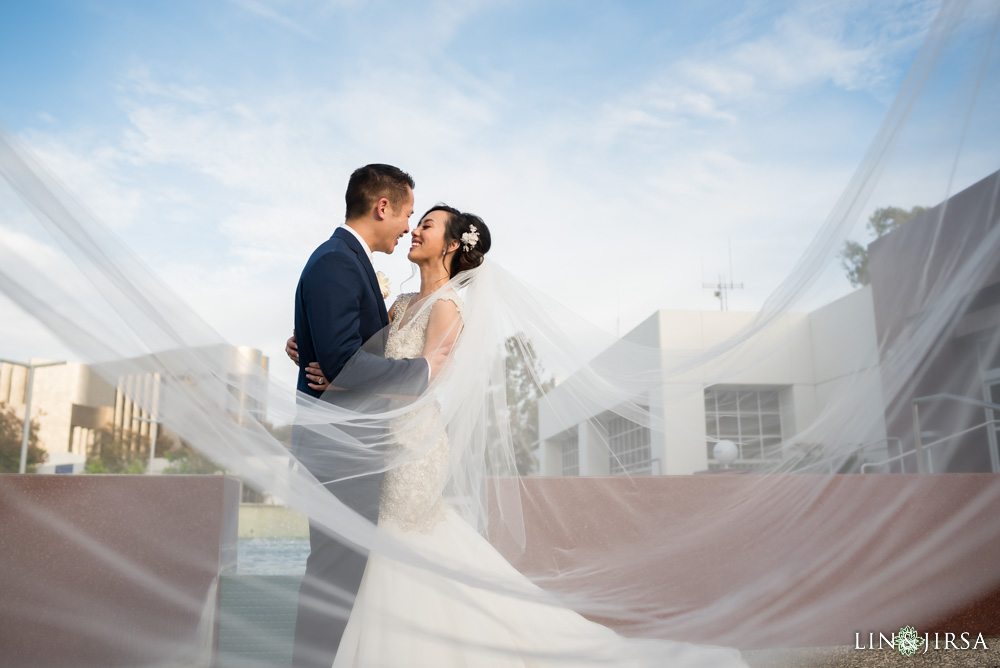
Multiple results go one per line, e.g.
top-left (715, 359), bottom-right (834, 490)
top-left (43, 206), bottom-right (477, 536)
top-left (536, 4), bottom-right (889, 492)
top-left (794, 436), bottom-right (898, 474)
top-left (913, 393), bottom-right (1000, 473)
top-left (612, 457), bottom-right (662, 476)
top-left (860, 441), bottom-right (919, 473)
top-left (861, 393), bottom-right (1000, 473)
top-left (707, 438), bottom-right (898, 474)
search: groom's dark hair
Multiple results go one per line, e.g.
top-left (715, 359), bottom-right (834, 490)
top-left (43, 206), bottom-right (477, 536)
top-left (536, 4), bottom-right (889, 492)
top-left (345, 164), bottom-right (415, 220)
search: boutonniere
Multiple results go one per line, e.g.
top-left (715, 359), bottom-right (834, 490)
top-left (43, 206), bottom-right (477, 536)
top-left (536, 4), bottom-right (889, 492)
top-left (376, 271), bottom-right (391, 299)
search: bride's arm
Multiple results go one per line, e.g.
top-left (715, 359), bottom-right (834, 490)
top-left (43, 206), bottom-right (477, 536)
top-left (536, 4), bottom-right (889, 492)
top-left (422, 299), bottom-right (462, 381)
top-left (387, 295), bottom-right (402, 323)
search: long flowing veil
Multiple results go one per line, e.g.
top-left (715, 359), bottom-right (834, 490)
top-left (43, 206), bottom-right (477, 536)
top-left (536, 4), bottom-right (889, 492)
top-left (1, 1), bottom-right (1000, 666)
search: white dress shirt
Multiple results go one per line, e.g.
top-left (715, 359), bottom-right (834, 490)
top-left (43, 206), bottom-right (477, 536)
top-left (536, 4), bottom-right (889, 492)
top-left (341, 223), bottom-right (374, 268)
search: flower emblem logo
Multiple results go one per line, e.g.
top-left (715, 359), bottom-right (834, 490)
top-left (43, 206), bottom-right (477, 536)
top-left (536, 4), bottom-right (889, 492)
top-left (896, 626), bottom-right (925, 657)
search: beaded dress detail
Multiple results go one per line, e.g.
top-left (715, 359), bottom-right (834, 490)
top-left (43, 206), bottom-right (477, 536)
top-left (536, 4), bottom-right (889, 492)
top-left (379, 290), bottom-right (463, 533)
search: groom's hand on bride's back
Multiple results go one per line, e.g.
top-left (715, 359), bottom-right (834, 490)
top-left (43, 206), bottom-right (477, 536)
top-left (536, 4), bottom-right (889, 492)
top-left (286, 331), bottom-right (299, 365)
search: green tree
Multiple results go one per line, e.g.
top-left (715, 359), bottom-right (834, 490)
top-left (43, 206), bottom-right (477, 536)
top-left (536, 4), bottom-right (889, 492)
top-left (0, 402), bottom-right (46, 473)
top-left (488, 337), bottom-right (555, 476)
top-left (85, 426), bottom-right (149, 474)
top-left (840, 205), bottom-right (928, 287)
top-left (162, 424), bottom-right (289, 503)
top-left (161, 439), bottom-right (224, 475)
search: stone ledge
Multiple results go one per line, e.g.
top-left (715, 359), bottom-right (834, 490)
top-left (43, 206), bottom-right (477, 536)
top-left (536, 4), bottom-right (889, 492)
top-left (0, 474), bottom-right (240, 668)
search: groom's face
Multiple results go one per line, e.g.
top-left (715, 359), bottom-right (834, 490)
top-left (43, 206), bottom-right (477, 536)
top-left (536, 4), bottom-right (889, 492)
top-left (377, 186), bottom-right (415, 254)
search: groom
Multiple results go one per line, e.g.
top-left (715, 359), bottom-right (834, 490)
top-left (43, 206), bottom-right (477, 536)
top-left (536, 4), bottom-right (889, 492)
top-left (289, 164), bottom-right (431, 668)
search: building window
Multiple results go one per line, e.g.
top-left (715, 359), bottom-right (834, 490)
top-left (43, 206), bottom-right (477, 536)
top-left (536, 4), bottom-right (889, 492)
top-left (705, 386), bottom-right (783, 463)
top-left (548, 428), bottom-right (579, 476)
top-left (607, 412), bottom-right (652, 475)
top-left (561, 440), bottom-right (579, 476)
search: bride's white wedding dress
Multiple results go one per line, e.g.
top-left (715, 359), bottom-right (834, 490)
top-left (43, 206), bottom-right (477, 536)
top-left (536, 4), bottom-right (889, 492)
top-left (332, 290), bottom-right (748, 668)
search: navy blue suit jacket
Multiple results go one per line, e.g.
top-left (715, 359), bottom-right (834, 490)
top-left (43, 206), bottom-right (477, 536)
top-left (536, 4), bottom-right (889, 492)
top-left (291, 227), bottom-right (428, 471)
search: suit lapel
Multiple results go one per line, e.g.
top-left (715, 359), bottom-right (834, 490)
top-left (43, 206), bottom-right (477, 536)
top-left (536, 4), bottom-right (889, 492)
top-left (333, 227), bottom-right (389, 327)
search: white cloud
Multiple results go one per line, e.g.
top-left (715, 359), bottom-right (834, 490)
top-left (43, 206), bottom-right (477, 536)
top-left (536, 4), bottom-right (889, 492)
top-left (3, 0), bottom-right (981, 395)
top-left (227, 0), bottom-right (317, 38)
top-left (0, 61), bottom-right (868, 388)
top-left (598, 0), bottom-right (940, 138)
top-left (16, 133), bottom-right (144, 231)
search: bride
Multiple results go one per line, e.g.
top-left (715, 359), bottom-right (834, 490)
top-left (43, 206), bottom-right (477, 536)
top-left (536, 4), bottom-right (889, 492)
top-left (290, 205), bottom-right (749, 668)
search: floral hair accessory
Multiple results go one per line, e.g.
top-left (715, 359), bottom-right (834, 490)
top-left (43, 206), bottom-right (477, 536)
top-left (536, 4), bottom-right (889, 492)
top-left (376, 271), bottom-right (391, 299)
top-left (460, 224), bottom-right (480, 252)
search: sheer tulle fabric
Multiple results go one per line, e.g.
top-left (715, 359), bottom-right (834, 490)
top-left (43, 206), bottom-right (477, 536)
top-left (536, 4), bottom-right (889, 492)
top-left (0, 1), bottom-right (999, 666)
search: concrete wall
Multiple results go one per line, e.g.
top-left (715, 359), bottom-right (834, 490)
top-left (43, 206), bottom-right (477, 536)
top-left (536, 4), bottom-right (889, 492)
top-left (486, 474), bottom-right (1000, 648)
top-left (806, 286), bottom-right (889, 462)
top-left (0, 474), bottom-right (240, 667)
top-left (868, 170), bottom-right (1000, 472)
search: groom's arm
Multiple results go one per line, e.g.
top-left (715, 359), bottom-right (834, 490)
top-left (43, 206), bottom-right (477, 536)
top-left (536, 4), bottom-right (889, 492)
top-left (303, 254), bottom-right (428, 396)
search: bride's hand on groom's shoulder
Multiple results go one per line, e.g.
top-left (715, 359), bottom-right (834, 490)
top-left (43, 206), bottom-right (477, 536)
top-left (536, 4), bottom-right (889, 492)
top-left (286, 330), bottom-right (299, 366)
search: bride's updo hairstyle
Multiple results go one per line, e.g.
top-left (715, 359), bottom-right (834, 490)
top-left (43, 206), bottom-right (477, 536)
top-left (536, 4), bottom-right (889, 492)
top-left (425, 204), bottom-right (492, 278)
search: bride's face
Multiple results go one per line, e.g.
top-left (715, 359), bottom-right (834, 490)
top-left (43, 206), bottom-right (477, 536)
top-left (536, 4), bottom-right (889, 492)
top-left (408, 211), bottom-right (456, 263)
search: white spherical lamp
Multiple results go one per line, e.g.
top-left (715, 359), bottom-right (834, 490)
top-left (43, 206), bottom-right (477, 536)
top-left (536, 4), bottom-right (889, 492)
top-left (713, 439), bottom-right (738, 467)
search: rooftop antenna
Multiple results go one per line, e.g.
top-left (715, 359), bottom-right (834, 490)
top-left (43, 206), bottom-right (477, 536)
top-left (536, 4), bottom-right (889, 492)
top-left (703, 238), bottom-right (744, 311)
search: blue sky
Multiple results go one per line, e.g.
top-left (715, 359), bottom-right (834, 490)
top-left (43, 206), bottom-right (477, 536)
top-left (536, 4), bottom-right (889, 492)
top-left (1, 0), bottom-right (995, 390)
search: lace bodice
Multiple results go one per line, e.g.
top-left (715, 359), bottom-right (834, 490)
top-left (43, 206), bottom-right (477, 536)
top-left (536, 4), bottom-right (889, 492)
top-left (384, 290), bottom-right (464, 359)
top-left (379, 290), bottom-right (463, 533)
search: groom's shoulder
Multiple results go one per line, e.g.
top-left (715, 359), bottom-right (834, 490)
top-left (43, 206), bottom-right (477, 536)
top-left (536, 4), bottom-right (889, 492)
top-left (305, 234), bottom-right (355, 268)
top-left (299, 236), bottom-right (363, 289)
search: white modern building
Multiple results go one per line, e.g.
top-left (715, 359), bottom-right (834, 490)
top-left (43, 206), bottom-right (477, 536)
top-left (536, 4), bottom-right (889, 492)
top-left (538, 286), bottom-right (889, 476)
top-left (539, 170), bottom-right (1000, 477)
